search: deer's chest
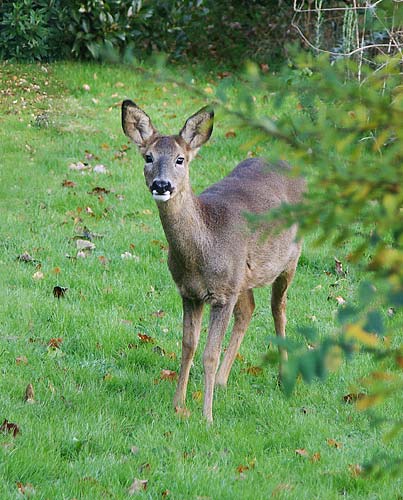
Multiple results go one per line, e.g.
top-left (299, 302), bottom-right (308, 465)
top-left (167, 251), bottom-right (237, 305)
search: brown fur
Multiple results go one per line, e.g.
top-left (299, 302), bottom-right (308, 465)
top-left (122, 100), bottom-right (305, 422)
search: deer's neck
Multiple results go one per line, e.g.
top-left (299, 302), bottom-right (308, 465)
top-left (156, 186), bottom-right (209, 260)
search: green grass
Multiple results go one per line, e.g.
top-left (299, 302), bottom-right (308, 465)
top-left (0, 60), bottom-right (402, 499)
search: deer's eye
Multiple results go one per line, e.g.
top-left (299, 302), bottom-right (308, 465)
top-left (176, 156), bottom-right (185, 166)
top-left (145, 154), bottom-right (153, 164)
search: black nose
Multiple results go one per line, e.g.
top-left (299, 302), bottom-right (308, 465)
top-left (151, 180), bottom-right (173, 195)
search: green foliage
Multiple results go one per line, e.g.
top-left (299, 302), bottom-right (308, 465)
top-left (0, 0), bottom-right (293, 65)
top-left (0, 0), bottom-right (70, 61)
top-left (221, 53), bottom-right (403, 469)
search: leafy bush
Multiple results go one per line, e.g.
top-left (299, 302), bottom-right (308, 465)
top-left (0, 0), bottom-right (70, 61)
top-left (218, 52), bottom-right (402, 470)
top-left (0, 0), bottom-right (294, 65)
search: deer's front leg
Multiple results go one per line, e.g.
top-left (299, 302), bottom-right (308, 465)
top-left (173, 297), bottom-right (204, 410)
top-left (203, 299), bottom-right (236, 422)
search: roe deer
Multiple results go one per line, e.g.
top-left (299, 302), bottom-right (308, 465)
top-left (122, 100), bottom-right (305, 422)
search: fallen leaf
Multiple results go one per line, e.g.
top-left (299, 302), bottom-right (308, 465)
top-left (89, 186), bottom-right (110, 195)
top-left (295, 448), bottom-right (309, 457)
top-left (48, 337), bottom-right (63, 349)
top-left (24, 383), bottom-right (35, 403)
top-left (260, 63), bottom-right (269, 73)
top-left (76, 239), bottom-right (95, 251)
top-left (311, 452), bottom-right (321, 462)
top-left (343, 392), bottom-right (366, 403)
top-left (128, 478), bottom-right (148, 495)
top-left (68, 161), bottom-right (90, 171)
top-left (53, 286), bottom-right (68, 299)
top-left (349, 463), bottom-right (363, 477)
top-left (233, 352), bottom-right (244, 362)
top-left (236, 464), bottom-right (249, 474)
top-left (161, 369), bottom-right (177, 381)
top-left (17, 252), bottom-right (38, 264)
top-left (121, 252), bottom-right (139, 261)
top-left (335, 296), bottom-right (346, 305)
top-left (62, 179), bottom-right (76, 188)
top-left (225, 130), bottom-right (236, 138)
top-left (98, 255), bottom-right (108, 265)
top-left (192, 390), bottom-right (203, 402)
top-left (327, 438), bottom-right (342, 449)
top-left (245, 365), bottom-right (263, 376)
top-left (139, 462), bottom-right (151, 473)
top-left (93, 164), bottom-right (107, 174)
top-left (16, 482), bottom-right (36, 496)
top-left (152, 309), bottom-right (165, 318)
top-left (152, 345), bottom-right (166, 356)
top-left (0, 419), bottom-right (20, 437)
top-left (162, 490), bottom-right (170, 497)
top-left (16, 356), bottom-right (28, 365)
top-left (137, 333), bottom-right (155, 344)
top-left (334, 257), bottom-right (346, 277)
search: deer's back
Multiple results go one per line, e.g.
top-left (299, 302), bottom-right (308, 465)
top-left (199, 158), bottom-right (304, 218)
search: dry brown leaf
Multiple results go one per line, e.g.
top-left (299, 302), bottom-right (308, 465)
top-left (160, 369), bottom-right (177, 381)
top-left (0, 419), bottom-right (20, 437)
top-left (311, 452), bottom-right (321, 463)
top-left (327, 438), bottom-right (342, 449)
top-left (295, 448), bottom-right (309, 457)
top-left (24, 383), bottom-right (35, 404)
top-left (48, 337), bottom-right (63, 349)
top-left (137, 333), bottom-right (155, 344)
top-left (128, 478), bottom-right (148, 495)
top-left (16, 482), bottom-right (36, 496)
top-left (53, 285), bottom-right (68, 299)
top-left (236, 464), bottom-right (249, 474)
top-left (349, 463), bottom-right (363, 477)
top-left (62, 179), bottom-right (76, 188)
top-left (334, 257), bottom-right (347, 277)
top-left (245, 366), bottom-right (263, 376)
top-left (152, 309), bottom-right (165, 318)
top-left (225, 130), bottom-right (236, 138)
top-left (343, 392), bottom-right (366, 404)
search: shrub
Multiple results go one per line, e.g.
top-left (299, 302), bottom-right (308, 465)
top-left (0, 0), bottom-right (70, 61)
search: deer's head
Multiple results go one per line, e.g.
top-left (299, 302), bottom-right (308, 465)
top-left (122, 100), bottom-right (214, 202)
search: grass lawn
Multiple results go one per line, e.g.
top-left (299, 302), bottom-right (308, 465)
top-left (0, 60), bottom-right (402, 499)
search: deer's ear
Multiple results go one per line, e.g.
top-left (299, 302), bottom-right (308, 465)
top-left (122, 100), bottom-right (157, 148)
top-left (179, 106), bottom-right (214, 150)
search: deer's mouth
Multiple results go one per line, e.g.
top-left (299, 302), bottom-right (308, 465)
top-left (152, 190), bottom-right (171, 202)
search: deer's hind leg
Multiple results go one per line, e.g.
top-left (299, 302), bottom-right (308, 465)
top-left (215, 289), bottom-right (255, 387)
top-left (271, 260), bottom-right (298, 380)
